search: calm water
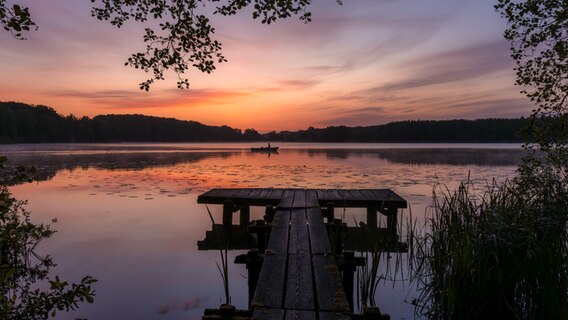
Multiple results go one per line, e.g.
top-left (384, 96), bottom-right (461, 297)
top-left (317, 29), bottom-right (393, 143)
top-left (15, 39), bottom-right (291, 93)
top-left (0, 143), bottom-right (524, 319)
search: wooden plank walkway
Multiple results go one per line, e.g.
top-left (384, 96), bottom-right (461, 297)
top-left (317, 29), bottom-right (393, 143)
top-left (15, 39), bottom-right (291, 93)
top-left (197, 188), bottom-right (406, 320)
top-left (198, 188), bottom-right (406, 209)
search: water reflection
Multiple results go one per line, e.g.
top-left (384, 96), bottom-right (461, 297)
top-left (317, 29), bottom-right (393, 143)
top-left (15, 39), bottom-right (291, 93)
top-left (0, 143), bottom-right (522, 320)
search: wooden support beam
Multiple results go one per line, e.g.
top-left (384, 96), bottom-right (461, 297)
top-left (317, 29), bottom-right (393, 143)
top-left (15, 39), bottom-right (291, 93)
top-left (240, 205), bottom-right (250, 226)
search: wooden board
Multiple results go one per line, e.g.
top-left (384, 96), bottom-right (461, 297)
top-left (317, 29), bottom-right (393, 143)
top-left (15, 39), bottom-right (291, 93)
top-left (285, 310), bottom-right (316, 320)
top-left (270, 188), bottom-right (285, 200)
top-left (285, 254), bottom-right (314, 310)
top-left (319, 311), bottom-right (351, 320)
top-left (259, 188), bottom-right (274, 200)
top-left (316, 189), bottom-right (331, 202)
top-left (248, 188), bottom-right (264, 199)
top-left (306, 207), bottom-right (331, 255)
top-left (252, 254), bottom-right (287, 308)
top-left (360, 189), bottom-right (378, 201)
top-left (292, 189), bottom-right (306, 208)
top-left (348, 190), bottom-right (367, 201)
top-left (288, 209), bottom-right (309, 254)
top-left (267, 209), bottom-right (291, 255)
top-left (312, 255), bottom-right (350, 312)
top-left (327, 189), bottom-right (342, 203)
top-left (278, 189), bottom-right (295, 208)
top-left (236, 188), bottom-right (253, 198)
top-left (306, 189), bottom-right (319, 208)
top-left (251, 308), bottom-right (285, 320)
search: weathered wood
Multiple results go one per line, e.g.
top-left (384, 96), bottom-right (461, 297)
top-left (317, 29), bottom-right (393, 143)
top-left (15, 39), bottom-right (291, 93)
top-left (269, 188), bottom-right (285, 200)
top-left (359, 189), bottom-right (378, 201)
top-left (289, 209), bottom-right (309, 254)
top-left (259, 188), bottom-right (274, 200)
top-left (222, 200), bottom-right (234, 227)
top-left (285, 310), bottom-right (316, 320)
top-left (348, 190), bottom-right (367, 201)
top-left (199, 188), bottom-right (407, 208)
top-left (327, 189), bottom-right (342, 203)
top-left (313, 255), bottom-right (350, 313)
top-left (371, 189), bottom-right (407, 207)
top-left (252, 254), bottom-right (287, 308)
top-left (319, 311), bottom-right (351, 320)
top-left (214, 188), bottom-right (240, 198)
top-left (267, 209), bottom-right (291, 255)
top-left (338, 190), bottom-right (353, 202)
top-left (197, 187), bottom-right (407, 319)
top-left (292, 189), bottom-right (306, 208)
top-left (251, 308), bottom-right (285, 320)
top-left (240, 205), bottom-right (250, 226)
top-left (285, 254), bottom-right (314, 310)
top-left (306, 189), bottom-right (319, 208)
top-left (366, 206), bottom-right (378, 229)
top-left (236, 188), bottom-right (253, 198)
top-left (316, 189), bottom-right (331, 202)
top-left (307, 207), bottom-right (331, 255)
top-left (278, 189), bottom-right (295, 208)
top-left (248, 188), bottom-right (264, 199)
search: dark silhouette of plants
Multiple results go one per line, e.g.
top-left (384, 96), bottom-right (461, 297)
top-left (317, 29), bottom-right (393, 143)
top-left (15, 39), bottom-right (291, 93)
top-left (0, 157), bottom-right (96, 319)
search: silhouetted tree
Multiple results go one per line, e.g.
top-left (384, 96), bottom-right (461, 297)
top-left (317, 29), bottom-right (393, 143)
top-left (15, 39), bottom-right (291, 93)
top-left (1, 0), bottom-right (341, 90)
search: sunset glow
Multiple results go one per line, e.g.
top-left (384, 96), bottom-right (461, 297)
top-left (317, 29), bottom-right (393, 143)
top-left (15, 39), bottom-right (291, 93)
top-left (0, 0), bottom-right (531, 132)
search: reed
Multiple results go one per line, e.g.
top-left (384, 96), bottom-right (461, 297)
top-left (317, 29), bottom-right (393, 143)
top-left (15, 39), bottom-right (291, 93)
top-left (206, 206), bottom-right (231, 305)
top-left (411, 175), bottom-right (568, 319)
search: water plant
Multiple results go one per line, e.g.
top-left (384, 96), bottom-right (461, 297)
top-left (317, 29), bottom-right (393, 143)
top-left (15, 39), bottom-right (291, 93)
top-left (411, 175), bottom-right (568, 319)
top-left (205, 206), bottom-right (231, 305)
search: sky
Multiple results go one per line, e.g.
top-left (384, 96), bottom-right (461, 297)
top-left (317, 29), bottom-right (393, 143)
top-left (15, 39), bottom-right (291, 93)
top-left (0, 0), bottom-right (532, 132)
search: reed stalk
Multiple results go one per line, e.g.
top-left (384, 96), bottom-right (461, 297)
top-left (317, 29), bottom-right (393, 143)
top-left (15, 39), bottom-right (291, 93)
top-left (206, 205), bottom-right (231, 305)
top-left (411, 175), bottom-right (568, 319)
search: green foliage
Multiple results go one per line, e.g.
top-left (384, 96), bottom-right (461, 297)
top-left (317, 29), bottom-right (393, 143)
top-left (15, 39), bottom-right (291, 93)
top-left (2, 0), bottom-right (342, 90)
top-left (0, 0), bottom-right (36, 39)
top-left (0, 102), bottom-right (258, 143)
top-left (412, 177), bottom-right (568, 319)
top-left (495, 0), bottom-right (568, 158)
top-left (267, 118), bottom-right (526, 142)
top-left (0, 156), bottom-right (97, 319)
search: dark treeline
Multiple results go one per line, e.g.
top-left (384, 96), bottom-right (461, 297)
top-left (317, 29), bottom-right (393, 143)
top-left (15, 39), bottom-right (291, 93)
top-left (1, 101), bottom-right (526, 143)
top-left (0, 102), bottom-right (263, 142)
top-left (266, 119), bottom-right (526, 142)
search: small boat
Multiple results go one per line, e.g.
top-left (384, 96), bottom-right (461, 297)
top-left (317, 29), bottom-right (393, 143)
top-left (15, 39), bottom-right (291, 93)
top-left (251, 146), bottom-right (279, 152)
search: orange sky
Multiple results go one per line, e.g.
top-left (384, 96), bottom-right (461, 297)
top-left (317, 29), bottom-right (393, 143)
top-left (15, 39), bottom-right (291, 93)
top-left (0, 0), bottom-right (531, 132)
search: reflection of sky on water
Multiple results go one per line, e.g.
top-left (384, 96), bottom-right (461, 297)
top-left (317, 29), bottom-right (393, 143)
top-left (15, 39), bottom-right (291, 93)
top-left (2, 143), bottom-right (522, 319)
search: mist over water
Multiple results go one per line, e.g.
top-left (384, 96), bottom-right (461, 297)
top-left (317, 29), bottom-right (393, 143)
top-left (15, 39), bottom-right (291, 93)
top-left (1, 143), bottom-right (522, 320)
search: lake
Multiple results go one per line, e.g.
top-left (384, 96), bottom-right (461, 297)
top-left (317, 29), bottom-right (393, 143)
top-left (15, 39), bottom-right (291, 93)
top-left (0, 143), bottom-right (524, 319)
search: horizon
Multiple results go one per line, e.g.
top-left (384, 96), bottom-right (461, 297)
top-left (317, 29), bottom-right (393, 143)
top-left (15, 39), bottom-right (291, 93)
top-left (1, 100), bottom-right (527, 134)
top-left (0, 1), bottom-right (531, 131)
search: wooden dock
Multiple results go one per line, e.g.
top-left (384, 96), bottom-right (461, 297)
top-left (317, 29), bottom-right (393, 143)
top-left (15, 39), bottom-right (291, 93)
top-left (197, 188), bottom-right (407, 320)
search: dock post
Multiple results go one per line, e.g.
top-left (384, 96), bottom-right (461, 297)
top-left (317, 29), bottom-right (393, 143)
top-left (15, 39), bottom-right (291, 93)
top-left (327, 218), bottom-right (346, 256)
top-left (367, 205), bottom-right (378, 228)
top-left (340, 251), bottom-right (357, 311)
top-left (326, 202), bottom-right (335, 222)
top-left (248, 220), bottom-right (270, 254)
top-left (240, 205), bottom-right (250, 226)
top-left (264, 206), bottom-right (275, 223)
top-left (222, 200), bottom-right (233, 227)
top-left (234, 249), bottom-right (263, 308)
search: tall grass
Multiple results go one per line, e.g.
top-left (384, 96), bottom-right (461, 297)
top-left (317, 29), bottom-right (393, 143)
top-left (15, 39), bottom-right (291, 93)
top-left (206, 206), bottom-right (231, 305)
top-left (411, 174), bottom-right (568, 319)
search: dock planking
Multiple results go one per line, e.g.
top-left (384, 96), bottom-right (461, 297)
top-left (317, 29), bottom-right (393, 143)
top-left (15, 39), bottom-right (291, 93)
top-left (198, 188), bottom-right (406, 208)
top-left (197, 188), bottom-right (407, 319)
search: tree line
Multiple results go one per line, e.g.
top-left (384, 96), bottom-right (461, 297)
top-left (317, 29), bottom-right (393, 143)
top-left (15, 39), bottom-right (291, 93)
top-left (0, 101), bottom-right (526, 143)
top-left (266, 119), bottom-right (526, 142)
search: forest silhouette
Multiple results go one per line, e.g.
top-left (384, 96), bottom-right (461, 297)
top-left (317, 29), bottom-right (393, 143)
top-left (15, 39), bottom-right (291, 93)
top-left (0, 102), bottom-right (526, 143)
